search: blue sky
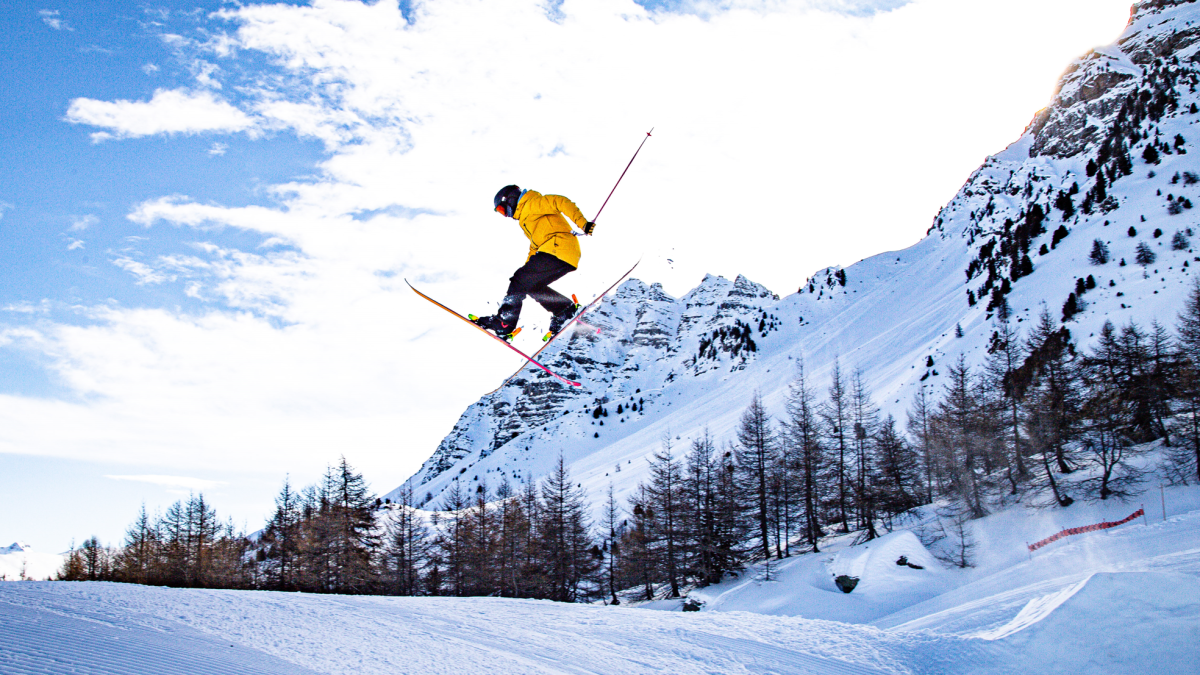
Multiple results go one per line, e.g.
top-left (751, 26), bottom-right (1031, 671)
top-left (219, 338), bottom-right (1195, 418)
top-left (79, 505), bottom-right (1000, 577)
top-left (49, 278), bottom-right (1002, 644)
top-left (0, 0), bottom-right (1133, 553)
top-left (1, 1), bottom-right (325, 394)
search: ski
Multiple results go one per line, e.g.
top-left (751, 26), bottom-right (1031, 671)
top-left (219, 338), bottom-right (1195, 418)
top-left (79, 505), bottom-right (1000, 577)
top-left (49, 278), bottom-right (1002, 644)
top-left (487, 259), bottom-right (640, 394)
top-left (405, 280), bottom-right (582, 388)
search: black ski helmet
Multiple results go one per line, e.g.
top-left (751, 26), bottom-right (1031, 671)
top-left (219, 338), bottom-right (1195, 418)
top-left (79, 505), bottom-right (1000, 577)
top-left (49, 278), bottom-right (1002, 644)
top-left (494, 185), bottom-right (521, 218)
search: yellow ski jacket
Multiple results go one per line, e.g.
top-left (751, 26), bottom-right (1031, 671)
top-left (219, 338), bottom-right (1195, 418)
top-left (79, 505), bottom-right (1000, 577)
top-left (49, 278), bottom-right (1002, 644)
top-left (513, 190), bottom-right (588, 268)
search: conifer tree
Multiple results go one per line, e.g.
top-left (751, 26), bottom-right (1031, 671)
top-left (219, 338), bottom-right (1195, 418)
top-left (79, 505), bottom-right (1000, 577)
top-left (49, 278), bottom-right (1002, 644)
top-left (647, 437), bottom-right (685, 596)
top-left (434, 477), bottom-right (470, 596)
top-left (492, 477), bottom-right (528, 597)
top-left (1078, 321), bottom-right (1161, 499)
top-left (1175, 279), bottom-right (1200, 482)
top-left (850, 369), bottom-right (880, 538)
top-left (683, 429), bottom-right (742, 585)
top-left (263, 477), bottom-right (302, 590)
top-left (872, 415), bottom-right (921, 527)
top-left (906, 386), bottom-right (936, 502)
top-left (820, 360), bottom-right (852, 532)
top-left (602, 483), bottom-right (623, 604)
top-left (930, 357), bottom-right (989, 518)
top-left (114, 503), bottom-right (158, 585)
top-left (1021, 310), bottom-right (1079, 507)
top-left (323, 457), bottom-right (378, 593)
top-left (57, 541), bottom-right (88, 581)
top-left (984, 314), bottom-right (1029, 493)
top-left (736, 391), bottom-right (778, 559)
top-left (784, 359), bottom-right (826, 552)
top-left (458, 481), bottom-right (496, 596)
top-left (624, 484), bottom-right (657, 601)
top-left (1173, 230), bottom-right (1191, 250)
top-left (1136, 242), bottom-right (1157, 268)
top-left (382, 483), bottom-right (431, 596)
top-left (537, 454), bottom-right (597, 602)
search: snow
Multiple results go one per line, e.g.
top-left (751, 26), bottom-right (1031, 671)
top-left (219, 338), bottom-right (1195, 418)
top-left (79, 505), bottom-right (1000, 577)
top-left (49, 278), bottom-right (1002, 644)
top-left (992, 571), bottom-right (1200, 673)
top-left (0, 543), bottom-right (63, 581)
top-left (3, 488), bottom-right (1199, 673)
top-left (0, 581), bottom-right (987, 675)
top-left (685, 530), bottom-right (950, 625)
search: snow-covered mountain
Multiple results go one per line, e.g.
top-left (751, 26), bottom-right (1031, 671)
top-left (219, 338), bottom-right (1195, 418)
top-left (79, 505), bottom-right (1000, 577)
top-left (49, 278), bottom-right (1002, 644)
top-left (390, 0), bottom-right (1200, 511)
top-left (0, 542), bottom-right (63, 581)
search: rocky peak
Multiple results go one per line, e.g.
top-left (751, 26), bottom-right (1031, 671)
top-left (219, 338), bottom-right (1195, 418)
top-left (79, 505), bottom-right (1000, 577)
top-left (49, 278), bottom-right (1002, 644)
top-left (1031, 0), bottom-right (1200, 158)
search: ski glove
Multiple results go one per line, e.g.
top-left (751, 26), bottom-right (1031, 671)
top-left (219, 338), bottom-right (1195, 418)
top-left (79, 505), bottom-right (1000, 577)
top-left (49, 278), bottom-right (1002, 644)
top-left (583, 221), bottom-right (596, 236)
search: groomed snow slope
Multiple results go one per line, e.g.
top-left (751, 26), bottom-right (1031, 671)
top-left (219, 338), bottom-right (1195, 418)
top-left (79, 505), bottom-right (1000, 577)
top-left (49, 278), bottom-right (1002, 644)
top-left (3, 486), bottom-right (1199, 674)
top-left (1, 581), bottom-right (994, 675)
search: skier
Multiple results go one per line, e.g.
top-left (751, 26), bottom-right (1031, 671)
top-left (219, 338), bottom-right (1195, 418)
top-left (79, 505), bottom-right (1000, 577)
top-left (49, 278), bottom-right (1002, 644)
top-left (471, 185), bottom-right (595, 340)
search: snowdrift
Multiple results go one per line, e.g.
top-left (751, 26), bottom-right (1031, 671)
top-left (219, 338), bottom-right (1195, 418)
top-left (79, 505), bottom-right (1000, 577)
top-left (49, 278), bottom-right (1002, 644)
top-left (828, 531), bottom-right (944, 595)
top-left (685, 531), bottom-right (949, 624)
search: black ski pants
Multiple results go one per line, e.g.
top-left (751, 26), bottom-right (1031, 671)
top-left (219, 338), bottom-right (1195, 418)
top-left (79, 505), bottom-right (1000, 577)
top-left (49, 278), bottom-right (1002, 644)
top-left (497, 252), bottom-right (576, 328)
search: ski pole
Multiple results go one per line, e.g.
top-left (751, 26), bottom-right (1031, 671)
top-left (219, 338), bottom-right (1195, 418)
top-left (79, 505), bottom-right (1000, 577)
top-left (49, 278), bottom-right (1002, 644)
top-left (591, 128), bottom-right (653, 224)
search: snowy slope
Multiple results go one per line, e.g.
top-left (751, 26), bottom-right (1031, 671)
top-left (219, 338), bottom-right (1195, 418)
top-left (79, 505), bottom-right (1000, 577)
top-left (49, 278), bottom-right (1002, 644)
top-left (393, 0), bottom-right (1200, 516)
top-left (0, 580), bottom-right (994, 675)
top-left (3, 486), bottom-right (1199, 674)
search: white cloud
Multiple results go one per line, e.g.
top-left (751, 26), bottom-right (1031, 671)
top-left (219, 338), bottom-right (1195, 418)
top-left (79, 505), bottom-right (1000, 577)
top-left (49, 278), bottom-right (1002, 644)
top-left (2, 305), bottom-right (48, 316)
top-left (142, 63), bottom-right (160, 75)
top-left (112, 257), bottom-right (171, 285)
top-left (105, 474), bottom-right (227, 491)
top-left (191, 60), bottom-right (222, 89)
top-left (70, 214), bottom-right (97, 231)
top-left (67, 239), bottom-right (85, 251)
top-left (208, 142), bottom-right (228, 156)
top-left (0, 202), bottom-right (11, 222)
top-left (39, 9), bottom-right (72, 31)
top-left (65, 88), bottom-right (255, 142)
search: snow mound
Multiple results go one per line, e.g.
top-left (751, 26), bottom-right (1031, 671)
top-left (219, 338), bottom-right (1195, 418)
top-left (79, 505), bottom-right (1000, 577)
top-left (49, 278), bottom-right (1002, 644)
top-left (829, 531), bottom-right (943, 595)
top-left (2, 542), bottom-right (30, 554)
top-left (995, 572), bottom-right (1200, 674)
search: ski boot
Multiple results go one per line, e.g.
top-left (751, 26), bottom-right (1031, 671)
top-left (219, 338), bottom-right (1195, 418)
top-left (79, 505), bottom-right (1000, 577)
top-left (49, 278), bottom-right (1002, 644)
top-left (469, 314), bottom-right (520, 342)
top-left (545, 295), bottom-right (582, 341)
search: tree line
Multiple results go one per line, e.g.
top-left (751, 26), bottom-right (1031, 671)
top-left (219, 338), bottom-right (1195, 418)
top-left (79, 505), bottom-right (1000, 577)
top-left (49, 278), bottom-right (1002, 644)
top-left (61, 283), bottom-right (1200, 596)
